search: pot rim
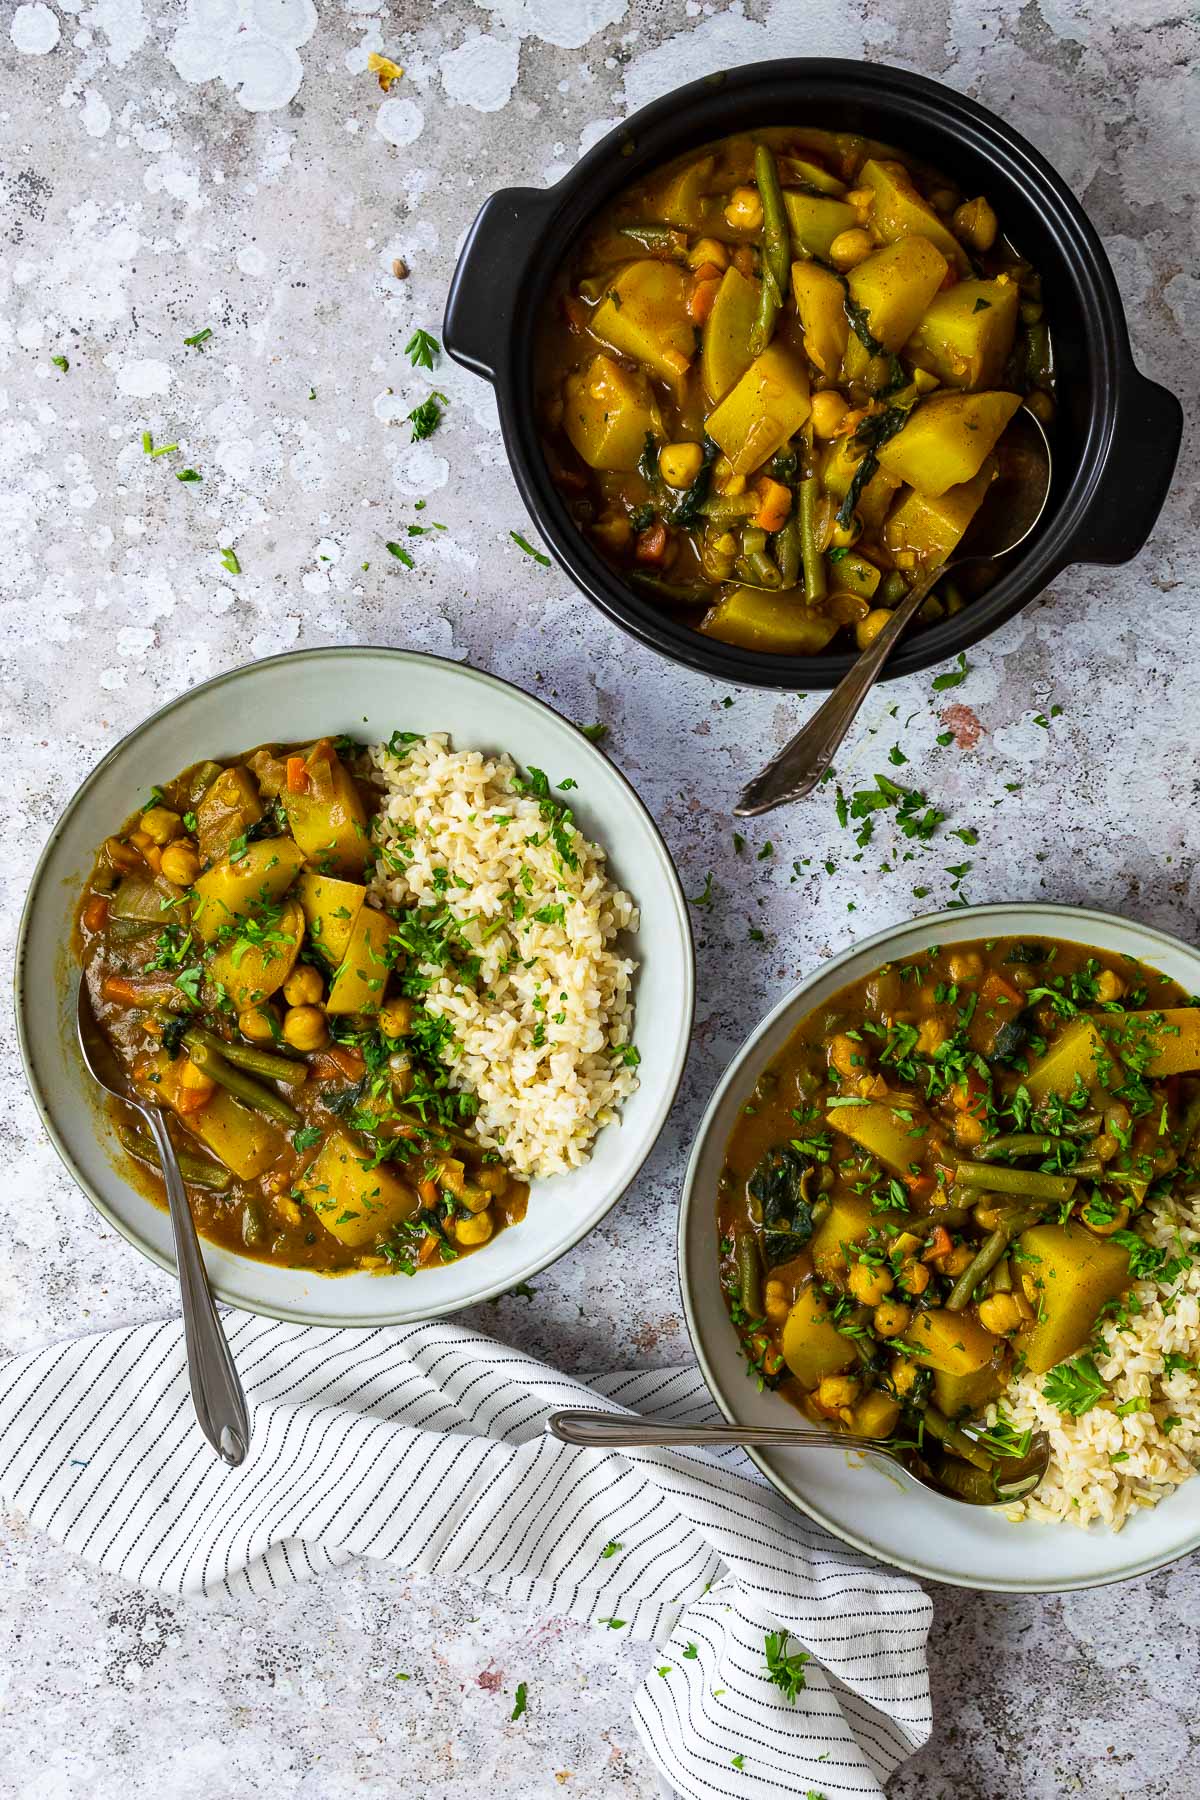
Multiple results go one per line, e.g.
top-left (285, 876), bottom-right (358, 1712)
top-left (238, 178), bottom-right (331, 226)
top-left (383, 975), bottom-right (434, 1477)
top-left (447, 58), bottom-right (1179, 690)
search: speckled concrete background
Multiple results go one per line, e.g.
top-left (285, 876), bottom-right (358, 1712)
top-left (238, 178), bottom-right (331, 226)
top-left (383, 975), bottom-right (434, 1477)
top-left (1, 1), bottom-right (1197, 1795)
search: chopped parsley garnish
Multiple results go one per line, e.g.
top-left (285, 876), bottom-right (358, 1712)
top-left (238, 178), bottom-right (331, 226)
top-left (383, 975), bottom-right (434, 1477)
top-left (407, 393), bottom-right (446, 441)
top-left (689, 872), bottom-right (716, 909)
top-left (405, 328), bottom-right (441, 370)
top-left (763, 1632), bottom-right (810, 1703)
top-left (510, 531), bottom-right (550, 567)
top-left (1042, 1354), bottom-right (1107, 1417)
top-left (52, 354), bottom-right (69, 372)
top-left (219, 547), bottom-right (241, 574)
top-left (386, 541), bottom-right (415, 568)
top-left (580, 722), bottom-right (607, 743)
top-left (600, 1541), bottom-right (622, 1558)
top-left (183, 327), bottom-right (213, 348)
top-left (176, 468), bottom-right (202, 483)
top-left (931, 652), bottom-right (970, 691)
top-left (510, 1681), bottom-right (528, 1721)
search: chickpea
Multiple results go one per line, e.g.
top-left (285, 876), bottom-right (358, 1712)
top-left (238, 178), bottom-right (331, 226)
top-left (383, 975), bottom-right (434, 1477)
top-left (873, 1299), bottom-right (911, 1338)
top-left (845, 185), bottom-right (874, 220)
top-left (973, 1200), bottom-right (1007, 1233)
top-left (687, 236), bottom-right (728, 271)
top-left (828, 1032), bottom-right (863, 1079)
top-left (659, 441), bottom-right (705, 489)
top-left (474, 1164), bottom-right (510, 1197)
top-left (953, 1110), bottom-right (985, 1149)
top-left (816, 1373), bottom-right (860, 1413)
top-left (1024, 389), bottom-right (1055, 427)
top-left (899, 1257), bottom-right (931, 1296)
top-left (282, 1005), bottom-right (329, 1053)
top-left (889, 1355), bottom-right (919, 1396)
top-left (829, 227), bottom-right (874, 271)
top-left (938, 1243), bottom-right (975, 1278)
top-left (952, 195), bottom-right (998, 253)
top-left (160, 841), bottom-right (201, 887)
top-left (848, 1260), bottom-right (894, 1307)
top-left (379, 996), bottom-right (414, 1039)
top-left (273, 1195), bottom-right (302, 1228)
top-left (238, 1005), bottom-right (278, 1043)
top-left (856, 609), bottom-right (893, 651)
top-left (140, 806), bottom-right (182, 845)
top-left (829, 512), bottom-right (862, 549)
top-left (281, 965), bottom-right (322, 1008)
top-left (810, 390), bottom-right (848, 439)
top-left (978, 1292), bottom-right (1023, 1335)
top-left (947, 950), bottom-right (983, 984)
top-left (763, 1278), bottom-right (790, 1323)
top-left (724, 186), bottom-right (764, 231)
top-left (454, 1208), bottom-right (494, 1247)
top-left (1095, 968), bottom-right (1126, 1003)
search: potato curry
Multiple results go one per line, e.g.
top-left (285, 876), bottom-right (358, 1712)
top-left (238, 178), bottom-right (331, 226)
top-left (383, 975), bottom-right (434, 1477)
top-left (76, 738), bottom-right (526, 1275)
top-left (718, 936), bottom-right (1200, 1498)
top-left (537, 128), bottom-right (1053, 655)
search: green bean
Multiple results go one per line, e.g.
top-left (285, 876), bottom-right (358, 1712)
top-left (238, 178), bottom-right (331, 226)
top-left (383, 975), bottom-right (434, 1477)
top-left (1070, 1155), bottom-right (1105, 1179)
top-left (1025, 320), bottom-right (1051, 384)
top-left (629, 573), bottom-right (712, 605)
top-left (183, 1031), bottom-right (301, 1127)
top-left (919, 1403), bottom-right (995, 1473)
top-left (887, 1204), bottom-right (973, 1238)
top-left (746, 143), bottom-right (790, 359)
top-left (798, 475), bottom-right (826, 604)
top-left (989, 1255), bottom-right (1012, 1294)
top-left (945, 1207), bottom-right (1041, 1312)
top-left (116, 1121), bottom-right (232, 1192)
top-left (952, 1161), bottom-right (1075, 1203)
top-left (617, 224), bottom-right (687, 257)
top-left (735, 1230), bottom-right (763, 1319)
top-left (974, 1133), bottom-right (1060, 1161)
top-left (186, 759), bottom-right (224, 806)
top-left (774, 513), bottom-right (801, 589)
top-left (745, 547), bottom-right (783, 590)
top-left (699, 492), bottom-right (760, 524)
top-left (187, 1024), bottom-right (307, 1087)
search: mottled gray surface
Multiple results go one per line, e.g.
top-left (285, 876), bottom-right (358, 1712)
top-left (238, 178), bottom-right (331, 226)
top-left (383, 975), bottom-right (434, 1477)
top-left (1, 0), bottom-right (1197, 1795)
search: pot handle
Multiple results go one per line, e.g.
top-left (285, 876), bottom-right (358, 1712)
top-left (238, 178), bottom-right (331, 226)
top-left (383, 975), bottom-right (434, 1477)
top-left (443, 186), bottom-right (557, 382)
top-left (1073, 369), bottom-right (1182, 565)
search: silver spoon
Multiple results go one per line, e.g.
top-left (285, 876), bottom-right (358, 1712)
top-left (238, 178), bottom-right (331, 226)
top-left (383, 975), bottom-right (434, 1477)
top-left (76, 977), bottom-right (250, 1467)
top-left (735, 406), bottom-right (1053, 817)
top-left (546, 1408), bottom-right (1049, 1507)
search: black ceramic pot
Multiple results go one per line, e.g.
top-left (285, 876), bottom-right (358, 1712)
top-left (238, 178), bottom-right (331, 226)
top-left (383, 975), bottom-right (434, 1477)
top-left (444, 60), bottom-right (1182, 690)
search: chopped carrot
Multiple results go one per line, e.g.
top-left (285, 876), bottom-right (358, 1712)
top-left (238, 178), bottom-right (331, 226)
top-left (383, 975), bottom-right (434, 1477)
top-left (176, 1084), bottom-right (212, 1115)
top-left (691, 261), bottom-right (724, 285)
top-left (418, 1178), bottom-right (440, 1208)
top-left (753, 477), bottom-right (793, 533)
top-left (688, 275), bottom-right (721, 326)
top-left (417, 1230), bottom-right (442, 1266)
top-left (905, 1172), bottom-right (937, 1205)
top-left (101, 975), bottom-right (144, 1008)
top-left (951, 1067), bottom-right (989, 1114)
top-left (82, 895), bottom-right (110, 934)
top-left (285, 754), bottom-right (309, 796)
top-left (142, 845), bottom-right (163, 875)
top-left (980, 970), bottom-right (1024, 1012)
top-left (922, 1224), bottom-right (953, 1263)
top-left (635, 521), bottom-right (669, 564)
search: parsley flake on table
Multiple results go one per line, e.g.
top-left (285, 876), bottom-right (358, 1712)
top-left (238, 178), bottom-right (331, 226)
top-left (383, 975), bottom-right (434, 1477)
top-left (183, 327), bottom-right (212, 348)
top-left (731, 1754), bottom-right (745, 1771)
top-left (511, 530), bottom-right (551, 567)
top-left (887, 744), bottom-right (908, 766)
top-left (935, 729), bottom-right (954, 746)
top-left (598, 1616), bottom-right (625, 1629)
top-left (1033, 705), bottom-right (1063, 728)
top-left (405, 328), bottom-right (441, 369)
top-left (682, 1643), bottom-right (698, 1659)
top-left (407, 392), bottom-right (446, 441)
top-left (756, 841), bottom-right (773, 860)
top-left (176, 468), bottom-right (202, 482)
top-left (1042, 1354), bottom-right (1107, 1416)
top-left (931, 651), bottom-right (970, 691)
top-left (386, 541), bottom-right (415, 568)
top-left (688, 873), bottom-right (715, 910)
top-left (601, 1541), bottom-right (623, 1558)
top-left (51, 354), bottom-right (69, 372)
top-left (511, 1681), bottom-right (528, 1720)
top-left (656, 1665), bottom-right (672, 1677)
top-left (393, 1671), bottom-right (411, 1681)
top-left (763, 1630), bottom-right (810, 1703)
top-left (219, 547), bottom-right (241, 574)
top-left (580, 722), bottom-right (607, 743)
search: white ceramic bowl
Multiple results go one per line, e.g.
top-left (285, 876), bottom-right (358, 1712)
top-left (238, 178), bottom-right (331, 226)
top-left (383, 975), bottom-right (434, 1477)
top-left (679, 901), bottom-right (1200, 1592)
top-left (18, 648), bottom-right (694, 1326)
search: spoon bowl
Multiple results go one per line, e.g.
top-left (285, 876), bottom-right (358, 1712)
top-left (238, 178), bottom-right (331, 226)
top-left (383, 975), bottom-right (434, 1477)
top-left (736, 407), bottom-right (1053, 817)
top-left (546, 1407), bottom-right (1050, 1507)
top-left (75, 977), bottom-right (250, 1467)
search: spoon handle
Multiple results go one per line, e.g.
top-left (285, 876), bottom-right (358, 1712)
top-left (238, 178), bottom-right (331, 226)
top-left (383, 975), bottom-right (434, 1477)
top-left (733, 564), bottom-right (943, 818)
top-left (139, 1104), bottom-right (251, 1467)
top-left (546, 1408), bottom-right (889, 1455)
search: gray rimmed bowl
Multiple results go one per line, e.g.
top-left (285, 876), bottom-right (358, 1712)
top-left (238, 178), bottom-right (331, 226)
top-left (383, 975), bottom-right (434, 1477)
top-left (678, 901), bottom-right (1200, 1591)
top-left (17, 646), bottom-right (695, 1327)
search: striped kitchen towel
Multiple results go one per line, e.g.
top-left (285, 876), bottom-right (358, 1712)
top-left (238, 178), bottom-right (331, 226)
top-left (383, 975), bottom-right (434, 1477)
top-left (0, 1313), bottom-right (932, 1799)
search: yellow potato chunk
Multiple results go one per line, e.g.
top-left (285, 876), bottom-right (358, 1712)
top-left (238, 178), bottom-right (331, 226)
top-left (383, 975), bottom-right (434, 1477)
top-left (297, 1129), bottom-right (419, 1247)
top-left (325, 903), bottom-right (394, 1014)
top-left (858, 158), bottom-right (969, 273)
top-left (563, 354), bottom-right (659, 473)
top-left (704, 344), bottom-right (811, 476)
top-left (782, 190), bottom-right (858, 259)
top-left (841, 237), bottom-right (949, 383)
top-left (192, 837), bottom-right (306, 943)
top-left (1108, 1008), bottom-right (1200, 1076)
top-left (932, 1361), bottom-right (1007, 1420)
top-left (195, 766), bottom-right (263, 863)
top-left (701, 265), bottom-right (760, 403)
top-left (185, 1090), bottom-right (286, 1181)
top-left (780, 1285), bottom-right (858, 1390)
top-left (590, 259), bottom-right (694, 385)
top-left (810, 1191), bottom-right (875, 1279)
top-left (828, 1097), bottom-right (928, 1176)
top-left (646, 154), bottom-right (716, 231)
top-left (1022, 1016), bottom-right (1110, 1101)
top-left (830, 551), bottom-right (881, 601)
top-left (207, 897), bottom-right (305, 1010)
top-left (700, 587), bottom-right (837, 654)
top-left (909, 278), bottom-right (1020, 390)
top-left (904, 1308), bottom-right (1001, 1376)
top-left (1015, 1222), bottom-right (1131, 1375)
top-left (295, 870), bottom-right (366, 967)
top-left (281, 739), bottom-right (370, 879)
top-left (881, 458), bottom-right (996, 564)
top-left (791, 260), bottom-right (849, 379)
top-left (876, 390), bottom-right (1022, 496)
